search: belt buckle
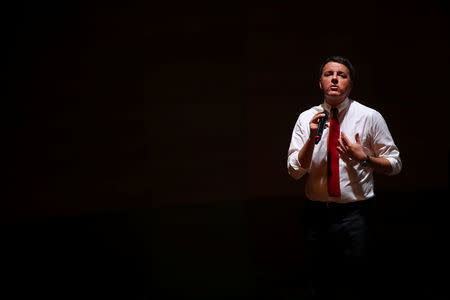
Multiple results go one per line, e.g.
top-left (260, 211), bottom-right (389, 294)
top-left (326, 201), bottom-right (337, 208)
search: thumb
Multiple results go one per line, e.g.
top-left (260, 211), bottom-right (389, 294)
top-left (355, 133), bottom-right (361, 144)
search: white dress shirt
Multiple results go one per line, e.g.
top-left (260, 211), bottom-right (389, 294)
top-left (287, 98), bottom-right (402, 203)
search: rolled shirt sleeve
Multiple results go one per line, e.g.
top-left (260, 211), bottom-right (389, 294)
top-left (370, 111), bottom-right (402, 176)
top-left (287, 113), bottom-right (310, 180)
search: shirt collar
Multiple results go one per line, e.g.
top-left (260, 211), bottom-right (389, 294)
top-left (322, 97), bottom-right (350, 114)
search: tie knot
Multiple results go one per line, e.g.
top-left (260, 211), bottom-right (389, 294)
top-left (331, 107), bottom-right (339, 119)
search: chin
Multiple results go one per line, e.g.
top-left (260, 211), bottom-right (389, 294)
top-left (327, 92), bottom-right (342, 97)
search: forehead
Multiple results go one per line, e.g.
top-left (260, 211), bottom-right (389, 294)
top-left (322, 62), bottom-right (350, 74)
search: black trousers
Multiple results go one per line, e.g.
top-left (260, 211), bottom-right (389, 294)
top-left (304, 198), bottom-right (376, 300)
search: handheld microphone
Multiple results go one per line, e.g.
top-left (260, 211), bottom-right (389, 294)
top-left (315, 110), bottom-right (329, 144)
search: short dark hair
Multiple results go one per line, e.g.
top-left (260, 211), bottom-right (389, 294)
top-left (319, 56), bottom-right (355, 82)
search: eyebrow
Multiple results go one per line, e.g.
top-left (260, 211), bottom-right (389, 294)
top-left (324, 70), bottom-right (348, 75)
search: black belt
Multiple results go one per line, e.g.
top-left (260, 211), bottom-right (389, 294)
top-left (307, 198), bottom-right (373, 209)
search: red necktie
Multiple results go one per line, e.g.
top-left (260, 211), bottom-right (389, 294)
top-left (327, 107), bottom-right (341, 197)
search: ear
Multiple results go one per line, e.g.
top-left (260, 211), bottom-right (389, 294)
top-left (319, 80), bottom-right (323, 90)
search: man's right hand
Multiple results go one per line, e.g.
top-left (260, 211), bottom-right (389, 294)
top-left (309, 110), bottom-right (328, 138)
top-left (297, 110), bottom-right (328, 171)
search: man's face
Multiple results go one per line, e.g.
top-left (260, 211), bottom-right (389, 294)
top-left (319, 62), bottom-right (353, 104)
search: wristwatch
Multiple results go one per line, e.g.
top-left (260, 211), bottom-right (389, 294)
top-left (361, 155), bottom-right (371, 167)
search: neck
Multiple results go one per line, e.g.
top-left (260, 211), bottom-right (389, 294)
top-left (325, 96), bottom-right (347, 107)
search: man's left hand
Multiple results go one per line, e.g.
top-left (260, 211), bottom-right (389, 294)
top-left (337, 132), bottom-right (366, 163)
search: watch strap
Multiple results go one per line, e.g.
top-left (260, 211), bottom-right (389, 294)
top-left (361, 155), bottom-right (371, 167)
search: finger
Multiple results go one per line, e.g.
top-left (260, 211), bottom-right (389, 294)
top-left (317, 110), bottom-right (326, 118)
top-left (355, 133), bottom-right (361, 144)
top-left (338, 138), bottom-right (346, 152)
top-left (317, 113), bottom-right (326, 119)
top-left (339, 132), bottom-right (349, 146)
top-left (337, 146), bottom-right (346, 156)
top-left (311, 112), bottom-right (326, 123)
top-left (341, 132), bottom-right (351, 146)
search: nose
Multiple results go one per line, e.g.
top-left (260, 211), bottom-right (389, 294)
top-left (331, 74), bottom-right (338, 84)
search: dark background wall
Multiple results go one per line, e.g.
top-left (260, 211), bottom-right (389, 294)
top-left (2, 1), bottom-right (449, 298)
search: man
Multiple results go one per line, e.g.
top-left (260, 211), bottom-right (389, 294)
top-left (287, 56), bottom-right (401, 299)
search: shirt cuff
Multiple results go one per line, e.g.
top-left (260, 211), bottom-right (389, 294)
top-left (384, 157), bottom-right (402, 176)
top-left (288, 152), bottom-right (308, 180)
